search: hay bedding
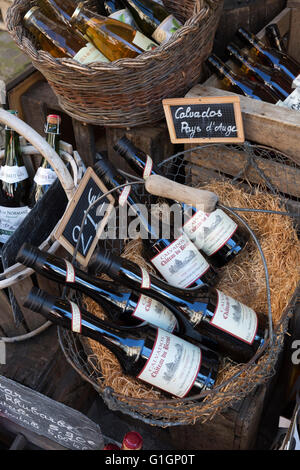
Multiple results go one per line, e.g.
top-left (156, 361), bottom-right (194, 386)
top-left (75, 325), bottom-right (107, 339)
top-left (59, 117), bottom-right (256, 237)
top-left (81, 181), bottom-right (300, 420)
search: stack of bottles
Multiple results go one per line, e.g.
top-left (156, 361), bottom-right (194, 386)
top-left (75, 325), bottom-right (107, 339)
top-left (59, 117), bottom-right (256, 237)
top-left (14, 137), bottom-right (269, 400)
top-left (206, 25), bottom-right (300, 112)
top-left (22, 0), bottom-right (183, 64)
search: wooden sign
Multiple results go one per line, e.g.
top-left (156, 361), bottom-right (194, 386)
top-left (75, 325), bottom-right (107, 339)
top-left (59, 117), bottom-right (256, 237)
top-left (55, 167), bottom-right (114, 267)
top-left (0, 375), bottom-right (103, 450)
top-left (163, 97), bottom-right (245, 144)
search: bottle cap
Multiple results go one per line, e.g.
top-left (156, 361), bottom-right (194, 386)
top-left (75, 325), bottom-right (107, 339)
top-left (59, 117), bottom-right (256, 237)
top-left (121, 432), bottom-right (143, 450)
top-left (47, 114), bottom-right (61, 124)
top-left (24, 6), bottom-right (39, 23)
top-left (16, 242), bottom-right (40, 269)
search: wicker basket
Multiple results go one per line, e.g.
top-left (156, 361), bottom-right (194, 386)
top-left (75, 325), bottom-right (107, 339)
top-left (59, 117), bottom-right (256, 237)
top-left (6, 0), bottom-right (224, 127)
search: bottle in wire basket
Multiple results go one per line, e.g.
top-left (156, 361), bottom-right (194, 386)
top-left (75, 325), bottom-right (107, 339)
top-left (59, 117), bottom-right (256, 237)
top-left (88, 248), bottom-right (268, 363)
top-left (227, 43), bottom-right (293, 101)
top-left (71, 2), bottom-right (157, 59)
top-left (206, 54), bottom-right (281, 104)
top-left (121, 0), bottom-right (182, 44)
top-left (93, 154), bottom-right (218, 289)
top-left (37, 0), bottom-right (77, 27)
top-left (0, 111), bottom-right (31, 245)
top-left (24, 6), bottom-right (110, 63)
top-left (237, 27), bottom-right (300, 82)
top-left (24, 287), bottom-right (220, 398)
top-left (113, 136), bottom-right (250, 268)
top-left (265, 24), bottom-right (286, 53)
top-left (30, 114), bottom-right (60, 206)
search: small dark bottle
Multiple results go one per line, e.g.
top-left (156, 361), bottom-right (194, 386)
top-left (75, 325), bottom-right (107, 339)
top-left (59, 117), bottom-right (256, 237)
top-left (93, 154), bottom-right (218, 288)
top-left (265, 24), bottom-right (286, 53)
top-left (24, 287), bottom-right (220, 398)
top-left (89, 248), bottom-right (268, 363)
top-left (113, 136), bottom-right (250, 268)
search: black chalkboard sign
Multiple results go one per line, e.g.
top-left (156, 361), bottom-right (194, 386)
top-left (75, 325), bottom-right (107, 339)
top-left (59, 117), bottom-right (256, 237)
top-left (0, 375), bottom-right (103, 450)
top-left (55, 167), bottom-right (114, 267)
top-left (163, 97), bottom-right (245, 143)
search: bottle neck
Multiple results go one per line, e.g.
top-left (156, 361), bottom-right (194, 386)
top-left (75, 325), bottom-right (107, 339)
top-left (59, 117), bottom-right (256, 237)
top-left (4, 129), bottom-right (22, 165)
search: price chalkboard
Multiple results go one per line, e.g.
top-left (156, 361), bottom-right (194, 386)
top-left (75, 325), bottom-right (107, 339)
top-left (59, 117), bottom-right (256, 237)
top-left (163, 97), bottom-right (245, 144)
top-left (55, 167), bottom-right (114, 267)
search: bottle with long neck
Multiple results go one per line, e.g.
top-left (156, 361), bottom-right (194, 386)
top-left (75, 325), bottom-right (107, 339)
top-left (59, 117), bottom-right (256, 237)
top-left (265, 24), bottom-right (286, 53)
top-left (30, 114), bottom-right (60, 206)
top-left (237, 27), bottom-right (300, 82)
top-left (71, 2), bottom-right (156, 58)
top-left (37, 0), bottom-right (76, 27)
top-left (206, 54), bottom-right (281, 104)
top-left (0, 111), bottom-right (31, 244)
top-left (24, 287), bottom-right (220, 398)
top-left (113, 136), bottom-right (250, 268)
top-left (88, 248), bottom-right (268, 363)
top-left (93, 155), bottom-right (218, 289)
top-left (227, 43), bottom-right (293, 101)
top-left (24, 6), bottom-right (110, 63)
top-left (121, 0), bottom-right (182, 44)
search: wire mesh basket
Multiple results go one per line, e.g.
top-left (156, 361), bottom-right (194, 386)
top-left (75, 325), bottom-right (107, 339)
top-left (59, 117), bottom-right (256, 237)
top-left (58, 142), bottom-right (300, 426)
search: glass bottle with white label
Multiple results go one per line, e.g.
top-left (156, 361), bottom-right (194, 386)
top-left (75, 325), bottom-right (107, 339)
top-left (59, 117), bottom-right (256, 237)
top-left (24, 287), bottom-right (220, 398)
top-left (103, 0), bottom-right (138, 28)
top-left (120, 0), bottom-right (182, 44)
top-left (89, 248), bottom-right (268, 363)
top-left (114, 136), bottom-right (250, 268)
top-left (0, 111), bottom-right (31, 245)
top-left (30, 114), bottom-right (60, 206)
top-left (93, 155), bottom-right (218, 288)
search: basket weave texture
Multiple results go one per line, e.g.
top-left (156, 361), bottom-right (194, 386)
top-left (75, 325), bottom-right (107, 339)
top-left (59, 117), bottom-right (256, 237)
top-left (6, 0), bottom-right (224, 127)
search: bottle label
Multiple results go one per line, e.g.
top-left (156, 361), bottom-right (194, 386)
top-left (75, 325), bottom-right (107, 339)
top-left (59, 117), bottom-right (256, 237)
top-left (143, 155), bottom-right (153, 179)
top-left (292, 75), bottom-right (300, 89)
top-left (0, 165), bottom-right (28, 183)
top-left (132, 31), bottom-right (157, 51)
top-left (34, 167), bottom-right (57, 186)
top-left (73, 42), bottom-right (110, 65)
top-left (150, 233), bottom-right (210, 288)
top-left (138, 328), bottom-right (201, 397)
top-left (109, 8), bottom-right (137, 28)
top-left (69, 301), bottom-right (82, 334)
top-left (183, 209), bottom-right (238, 256)
top-left (152, 15), bottom-right (182, 44)
top-left (0, 205), bottom-right (30, 243)
top-left (276, 87), bottom-right (300, 112)
top-left (133, 295), bottom-right (177, 332)
top-left (65, 260), bottom-right (75, 283)
top-left (119, 185), bottom-right (131, 207)
top-left (211, 290), bottom-right (258, 344)
top-left (140, 267), bottom-right (151, 288)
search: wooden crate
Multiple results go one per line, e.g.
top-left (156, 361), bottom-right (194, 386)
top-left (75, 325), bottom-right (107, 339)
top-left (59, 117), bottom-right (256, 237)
top-left (0, 0), bottom-right (11, 31)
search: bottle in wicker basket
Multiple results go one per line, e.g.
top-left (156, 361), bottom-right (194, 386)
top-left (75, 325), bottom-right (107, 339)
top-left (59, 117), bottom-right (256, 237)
top-left (93, 155), bottom-right (218, 289)
top-left (88, 248), bottom-right (268, 363)
top-left (24, 287), bottom-right (220, 398)
top-left (71, 2), bottom-right (157, 59)
top-left (37, 0), bottom-right (77, 27)
top-left (121, 0), bottom-right (182, 44)
top-left (114, 136), bottom-right (250, 268)
top-left (103, 0), bottom-right (139, 29)
top-left (23, 6), bottom-right (110, 63)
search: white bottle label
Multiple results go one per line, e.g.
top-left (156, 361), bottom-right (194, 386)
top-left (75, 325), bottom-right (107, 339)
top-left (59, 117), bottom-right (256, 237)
top-left (0, 205), bottom-right (30, 243)
top-left (34, 167), bottom-right (57, 186)
top-left (69, 301), bottom-right (82, 333)
top-left (143, 155), bottom-right (153, 179)
top-left (151, 233), bottom-right (210, 288)
top-left (109, 8), bottom-right (137, 28)
top-left (132, 31), bottom-right (157, 51)
top-left (133, 295), bottom-right (177, 332)
top-left (276, 87), bottom-right (300, 112)
top-left (292, 75), bottom-right (300, 89)
top-left (0, 165), bottom-right (28, 183)
top-left (211, 290), bottom-right (258, 344)
top-left (73, 42), bottom-right (110, 64)
top-left (140, 267), bottom-right (151, 288)
top-left (183, 208), bottom-right (238, 256)
top-left (152, 15), bottom-right (182, 44)
top-left (138, 328), bottom-right (201, 397)
top-left (65, 260), bottom-right (75, 283)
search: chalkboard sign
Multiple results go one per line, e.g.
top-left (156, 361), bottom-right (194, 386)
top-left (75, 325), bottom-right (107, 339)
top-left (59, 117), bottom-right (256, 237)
top-left (55, 167), bottom-right (114, 267)
top-left (163, 97), bottom-right (245, 144)
top-left (0, 375), bottom-right (103, 450)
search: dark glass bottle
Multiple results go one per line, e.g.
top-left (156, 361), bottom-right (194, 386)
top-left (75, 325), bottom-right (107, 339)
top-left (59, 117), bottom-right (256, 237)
top-left (93, 155), bottom-right (218, 288)
top-left (227, 43), bottom-right (293, 101)
top-left (206, 54), bottom-right (281, 104)
top-left (113, 136), bottom-right (250, 268)
top-left (121, 0), bottom-right (182, 43)
top-left (0, 111), bottom-right (31, 244)
top-left (237, 27), bottom-right (300, 82)
top-left (24, 287), bottom-right (220, 398)
top-left (30, 114), bottom-right (60, 206)
top-left (88, 248), bottom-right (268, 363)
top-left (265, 24), bottom-right (286, 53)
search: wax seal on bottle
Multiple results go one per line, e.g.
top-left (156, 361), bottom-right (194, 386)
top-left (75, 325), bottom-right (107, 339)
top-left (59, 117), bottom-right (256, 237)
top-left (121, 431), bottom-right (143, 450)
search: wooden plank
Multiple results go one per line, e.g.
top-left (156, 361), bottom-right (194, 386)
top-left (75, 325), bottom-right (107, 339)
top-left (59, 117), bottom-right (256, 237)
top-left (186, 84), bottom-right (300, 166)
top-left (288, 4), bottom-right (300, 61)
top-left (7, 70), bottom-right (44, 121)
top-left (0, 290), bottom-right (27, 336)
top-left (72, 119), bottom-right (95, 168)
